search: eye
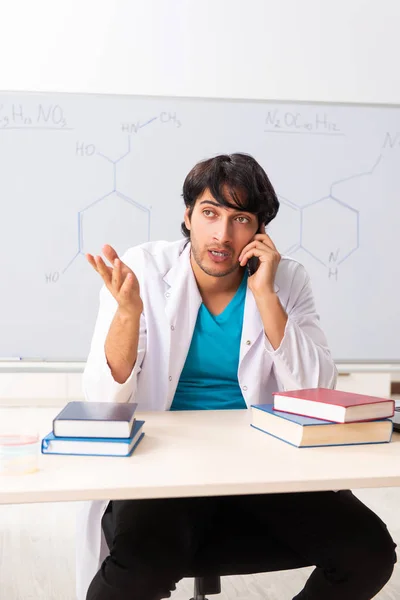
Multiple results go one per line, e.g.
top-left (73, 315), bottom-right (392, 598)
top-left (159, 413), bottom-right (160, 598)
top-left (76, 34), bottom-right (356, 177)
top-left (203, 209), bottom-right (215, 217)
top-left (236, 216), bottom-right (250, 224)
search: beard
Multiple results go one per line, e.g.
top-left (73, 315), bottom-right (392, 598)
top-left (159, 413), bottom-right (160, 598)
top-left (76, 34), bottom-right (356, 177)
top-left (190, 237), bottom-right (240, 278)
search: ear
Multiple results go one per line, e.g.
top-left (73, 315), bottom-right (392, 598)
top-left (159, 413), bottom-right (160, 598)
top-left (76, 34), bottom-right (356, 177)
top-left (258, 221), bottom-right (266, 234)
top-left (184, 207), bottom-right (191, 231)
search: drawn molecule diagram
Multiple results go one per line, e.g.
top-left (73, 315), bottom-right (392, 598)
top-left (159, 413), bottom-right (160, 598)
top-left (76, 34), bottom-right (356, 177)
top-left (61, 112), bottom-right (181, 275)
top-left (274, 194), bottom-right (359, 281)
top-left (270, 153), bottom-right (383, 280)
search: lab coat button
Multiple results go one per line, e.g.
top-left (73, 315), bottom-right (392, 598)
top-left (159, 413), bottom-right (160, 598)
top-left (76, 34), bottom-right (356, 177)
top-left (246, 340), bottom-right (251, 345)
top-left (169, 376), bottom-right (172, 381)
top-left (242, 385), bottom-right (248, 391)
top-left (165, 292), bottom-right (170, 298)
top-left (171, 325), bottom-right (175, 331)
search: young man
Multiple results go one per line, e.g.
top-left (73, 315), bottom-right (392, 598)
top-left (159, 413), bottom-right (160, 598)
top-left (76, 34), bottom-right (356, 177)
top-left (78, 154), bottom-right (396, 600)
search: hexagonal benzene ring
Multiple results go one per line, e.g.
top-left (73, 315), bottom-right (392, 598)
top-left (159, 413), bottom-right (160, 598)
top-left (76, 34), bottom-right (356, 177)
top-left (301, 195), bottom-right (359, 267)
top-left (79, 191), bottom-right (151, 257)
top-left (268, 197), bottom-right (301, 256)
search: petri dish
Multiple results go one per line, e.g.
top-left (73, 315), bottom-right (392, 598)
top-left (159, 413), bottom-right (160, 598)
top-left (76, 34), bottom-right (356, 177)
top-left (0, 434), bottom-right (40, 475)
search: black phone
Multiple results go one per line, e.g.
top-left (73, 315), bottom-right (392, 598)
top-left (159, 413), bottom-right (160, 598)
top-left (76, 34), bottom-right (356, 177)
top-left (247, 256), bottom-right (259, 276)
top-left (246, 223), bottom-right (265, 276)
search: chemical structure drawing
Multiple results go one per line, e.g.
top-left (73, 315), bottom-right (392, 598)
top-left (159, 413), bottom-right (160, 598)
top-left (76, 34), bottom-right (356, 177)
top-left (270, 153), bottom-right (383, 279)
top-left (52, 113), bottom-right (389, 283)
top-left (60, 112), bottom-right (181, 276)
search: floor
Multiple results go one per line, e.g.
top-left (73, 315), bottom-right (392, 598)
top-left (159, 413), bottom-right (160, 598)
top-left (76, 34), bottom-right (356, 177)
top-left (0, 407), bottom-right (399, 599)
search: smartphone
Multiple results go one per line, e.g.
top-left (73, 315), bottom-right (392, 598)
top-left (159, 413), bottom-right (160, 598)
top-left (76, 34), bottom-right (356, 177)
top-left (247, 256), bottom-right (259, 276)
top-left (246, 222), bottom-right (265, 276)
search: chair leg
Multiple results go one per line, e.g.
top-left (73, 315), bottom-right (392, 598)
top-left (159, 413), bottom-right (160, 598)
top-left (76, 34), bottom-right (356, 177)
top-left (190, 576), bottom-right (221, 600)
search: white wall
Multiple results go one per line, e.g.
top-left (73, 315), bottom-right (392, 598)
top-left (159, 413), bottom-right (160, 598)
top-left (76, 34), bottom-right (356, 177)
top-left (1, 0), bottom-right (400, 104)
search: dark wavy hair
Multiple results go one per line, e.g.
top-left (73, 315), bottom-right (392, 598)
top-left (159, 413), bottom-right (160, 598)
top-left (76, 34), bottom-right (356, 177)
top-left (181, 153), bottom-right (279, 238)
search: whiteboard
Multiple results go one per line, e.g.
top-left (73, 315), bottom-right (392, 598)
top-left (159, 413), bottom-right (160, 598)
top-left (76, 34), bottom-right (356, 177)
top-left (1, 92), bottom-right (399, 362)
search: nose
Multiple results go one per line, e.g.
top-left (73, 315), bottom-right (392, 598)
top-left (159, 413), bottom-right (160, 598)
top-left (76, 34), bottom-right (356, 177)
top-left (213, 217), bottom-right (232, 245)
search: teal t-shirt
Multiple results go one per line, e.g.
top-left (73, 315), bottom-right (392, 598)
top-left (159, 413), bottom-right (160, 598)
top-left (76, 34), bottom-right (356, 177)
top-left (170, 273), bottom-right (247, 411)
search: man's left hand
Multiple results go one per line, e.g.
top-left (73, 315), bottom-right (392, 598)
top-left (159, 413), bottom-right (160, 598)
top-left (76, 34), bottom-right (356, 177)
top-left (239, 234), bottom-right (281, 296)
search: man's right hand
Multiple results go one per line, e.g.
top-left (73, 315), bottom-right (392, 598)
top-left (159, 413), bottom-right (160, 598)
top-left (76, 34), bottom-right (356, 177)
top-left (86, 244), bottom-right (143, 316)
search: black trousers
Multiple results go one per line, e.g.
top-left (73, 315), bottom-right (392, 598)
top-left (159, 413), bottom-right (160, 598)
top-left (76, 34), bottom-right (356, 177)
top-left (86, 490), bottom-right (397, 600)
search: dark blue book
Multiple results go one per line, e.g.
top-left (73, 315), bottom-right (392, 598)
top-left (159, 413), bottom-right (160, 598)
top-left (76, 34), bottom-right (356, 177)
top-left (42, 420), bottom-right (145, 456)
top-left (53, 401), bottom-right (138, 439)
top-left (251, 404), bottom-right (393, 448)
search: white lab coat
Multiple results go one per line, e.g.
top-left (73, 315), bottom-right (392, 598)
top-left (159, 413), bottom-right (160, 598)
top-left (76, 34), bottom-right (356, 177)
top-left (76, 238), bottom-right (337, 600)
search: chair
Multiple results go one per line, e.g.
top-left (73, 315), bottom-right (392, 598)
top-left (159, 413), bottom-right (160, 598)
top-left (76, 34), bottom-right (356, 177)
top-left (191, 576), bottom-right (221, 600)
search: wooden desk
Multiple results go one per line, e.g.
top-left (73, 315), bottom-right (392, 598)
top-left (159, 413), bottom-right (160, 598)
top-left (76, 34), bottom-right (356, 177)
top-left (1, 408), bottom-right (399, 505)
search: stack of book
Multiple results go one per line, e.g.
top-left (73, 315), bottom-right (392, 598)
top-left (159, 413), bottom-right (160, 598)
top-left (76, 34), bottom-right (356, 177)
top-left (41, 401), bottom-right (145, 456)
top-left (251, 388), bottom-right (395, 448)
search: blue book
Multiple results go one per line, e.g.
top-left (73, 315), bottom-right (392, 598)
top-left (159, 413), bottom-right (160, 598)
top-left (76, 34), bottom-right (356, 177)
top-left (251, 404), bottom-right (393, 448)
top-left (53, 401), bottom-right (138, 439)
top-left (42, 420), bottom-right (145, 456)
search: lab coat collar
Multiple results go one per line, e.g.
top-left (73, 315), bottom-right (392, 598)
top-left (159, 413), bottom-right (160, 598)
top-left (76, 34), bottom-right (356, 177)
top-left (163, 242), bottom-right (201, 326)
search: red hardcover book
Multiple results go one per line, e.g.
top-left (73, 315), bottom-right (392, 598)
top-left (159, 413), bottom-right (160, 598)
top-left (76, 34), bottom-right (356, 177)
top-left (272, 388), bottom-right (395, 423)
